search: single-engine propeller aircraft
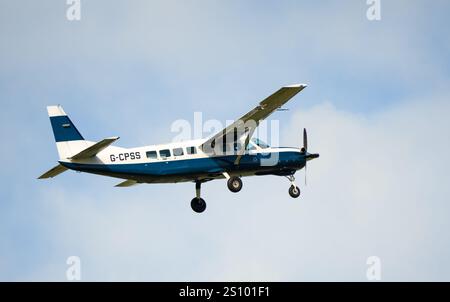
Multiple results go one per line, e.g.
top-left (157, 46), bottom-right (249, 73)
top-left (39, 84), bottom-right (319, 213)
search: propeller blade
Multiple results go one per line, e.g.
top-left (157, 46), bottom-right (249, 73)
top-left (303, 128), bottom-right (308, 151)
top-left (305, 161), bottom-right (307, 186)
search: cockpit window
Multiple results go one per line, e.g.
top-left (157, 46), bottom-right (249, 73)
top-left (251, 138), bottom-right (270, 149)
top-left (246, 143), bottom-right (256, 151)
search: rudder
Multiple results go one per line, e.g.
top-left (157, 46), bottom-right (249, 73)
top-left (48, 105), bottom-right (84, 142)
top-left (47, 105), bottom-right (88, 159)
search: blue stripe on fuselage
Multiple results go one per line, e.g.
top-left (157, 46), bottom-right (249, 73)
top-left (61, 151), bottom-right (306, 178)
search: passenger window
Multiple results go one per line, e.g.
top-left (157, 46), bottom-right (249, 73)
top-left (173, 148), bottom-right (184, 156)
top-left (186, 146), bottom-right (197, 155)
top-left (146, 151), bottom-right (157, 159)
top-left (159, 149), bottom-right (171, 159)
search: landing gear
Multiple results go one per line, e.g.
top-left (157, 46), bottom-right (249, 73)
top-left (227, 176), bottom-right (243, 193)
top-left (286, 175), bottom-right (301, 198)
top-left (289, 185), bottom-right (301, 198)
top-left (191, 181), bottom-right (207, 213)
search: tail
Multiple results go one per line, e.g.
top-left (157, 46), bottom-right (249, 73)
top-left (47, 105), bottom-right (89, 160)
top-left (39, 105), bottom-right (119, 179)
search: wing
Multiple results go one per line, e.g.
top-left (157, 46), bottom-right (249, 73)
top-left (38, 164), bottom-right (68, 179)
top-left (201, 84), bottom-right (307, 156)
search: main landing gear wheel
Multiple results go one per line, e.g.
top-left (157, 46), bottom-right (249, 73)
top-left (191, 181), bottom-right (207, 213)
top-left (289, 185), bottom-right (301, 198)
top-left (227, 176), bottom-right (243, 193)
top-left (191, 197), bottom-right (207, 213)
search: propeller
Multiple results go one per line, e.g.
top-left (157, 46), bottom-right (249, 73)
top-left (300, 128), bottom-right (319, 185)
top-left (302, 128), bottom-right (308, 185)
top-left (303, 128), bottom-right (308, 152)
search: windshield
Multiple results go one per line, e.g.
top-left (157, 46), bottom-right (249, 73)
top-left (251, 138), bottom-right (270, 149)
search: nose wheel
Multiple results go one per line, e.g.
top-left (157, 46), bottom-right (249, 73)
top-left (289, 185), bottom-right (301, 198)
top-left (191, 181), bottom-right (207, 213)
top-left (286, 175), bottom-right (301, 198)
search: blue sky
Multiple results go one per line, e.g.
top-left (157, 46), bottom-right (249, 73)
top-left (1, 0), bottom-right (450, 281)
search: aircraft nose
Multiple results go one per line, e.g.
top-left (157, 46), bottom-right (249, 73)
top-left (305, 153), bottom-right (320, 160)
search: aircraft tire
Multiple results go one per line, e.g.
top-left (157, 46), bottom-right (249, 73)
top-left (191, 197), bottom-right (207, 213)
top-left (289, 185), bottom-right (301, 198)
top-left (227, 176), bottom-right (243, 193)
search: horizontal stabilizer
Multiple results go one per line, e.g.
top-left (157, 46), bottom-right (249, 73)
top-left (115, 179), bottom-right (139, 187)
top-left (70, 136), bottom-right (119, 160)
top-left (38, 164), bottom-right (68, 179)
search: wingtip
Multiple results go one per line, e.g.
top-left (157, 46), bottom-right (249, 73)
top-left (284, 83), bottom-right (308, 89)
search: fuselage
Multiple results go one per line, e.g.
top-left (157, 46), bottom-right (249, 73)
top-left (59, 139), bottom-right (307, 184)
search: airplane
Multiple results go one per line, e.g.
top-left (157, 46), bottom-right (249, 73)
top-left (38, 84), bottom-right (319, 213)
